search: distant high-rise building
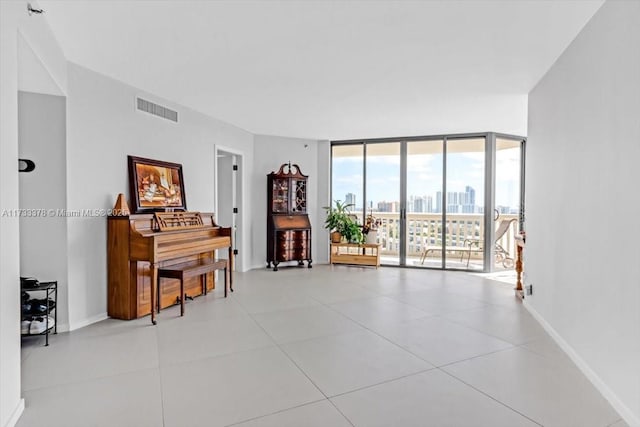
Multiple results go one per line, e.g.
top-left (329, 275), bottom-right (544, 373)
top-left (444, 186), bottom-right (478, 214)
top-left (458, 191), bottom-right (467, 205)
top-left (447, 204), bottom-right (460, 213)
top-left (435, 191), bottom-right (443, 213)
top-left (447, 191), bottom-right (458, 205)
top-left (465, 186), bottom-right (476, 206)
top-left (425, 195), bottom-right (433, 213)
top-left (414, 197), bottom-right (424, 213)
top-left (377, 201), bottom-right (397, 212)
top-left (345, 192), bottom-right (356, 207)
top-left (461, 204), bottom-right (475, 213)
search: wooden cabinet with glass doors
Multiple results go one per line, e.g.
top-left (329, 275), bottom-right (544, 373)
top-left (267, 163), bottom-right (312, 271)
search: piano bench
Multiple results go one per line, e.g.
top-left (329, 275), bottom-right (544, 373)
top-left (157, 258), bottom-right (231, 318)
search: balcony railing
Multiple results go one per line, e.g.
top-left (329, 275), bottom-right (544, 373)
top-left (367, 213), bottom-right (519, 267)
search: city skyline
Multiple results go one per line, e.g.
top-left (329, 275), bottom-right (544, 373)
top-left (341, 184), bottom-right (520, 214)
top-left (332, 146), bottom-right (520, 215)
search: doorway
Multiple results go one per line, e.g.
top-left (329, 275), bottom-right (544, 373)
top-left (215, 147), bottom-right (244, 272)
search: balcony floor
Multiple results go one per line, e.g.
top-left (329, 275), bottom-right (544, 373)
top-left (382, 254), bottom-right (513, 269)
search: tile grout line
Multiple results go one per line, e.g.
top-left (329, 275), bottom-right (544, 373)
top-left (222, 398), bottom-right (327, 427)
top-left (21, 364), bottom-right (162, 394)
top-left (433, 311), bottom-right (539, 346)
top-left (326, 368), bottom-right (436, 400)
top-left (164, 284), bottom-right (349, 427)
top-left (302, 284), bottom-right (527, 374)
top-left (239, 268), bottom-right (548, 425)
top-left (238, 296), bottom-right (357, 427)
top-left (438, 367), bottom-right (545, 427)
top-left (242, 271), bottom-right (378, 427)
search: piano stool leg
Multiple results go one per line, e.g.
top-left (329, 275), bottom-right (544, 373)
top-left (224, 267), bottom-right (227, 298)
top-left (151, 264), bottom-right (157, 325)
top-left (180, 278), bottom-right (185, 317)
top-left (202, 274), bottom-right (207, 296)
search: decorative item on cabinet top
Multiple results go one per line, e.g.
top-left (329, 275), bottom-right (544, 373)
top-left (266, 162), bottom-right (312, 271)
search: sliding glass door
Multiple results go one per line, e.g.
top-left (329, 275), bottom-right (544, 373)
top-left (493, 137), bottom-right (524, 270)
top-left (365, 143), bottom-right (401, 264)
top-left (444, 137), bottom-right (486, 270)
top-left (406, 140), bottom-right (444, 268)
top-left (331, 133), bottom-right (524, 271)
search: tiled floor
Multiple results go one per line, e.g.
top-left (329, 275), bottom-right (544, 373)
top-left (19, 265), bottom-right (626, 427)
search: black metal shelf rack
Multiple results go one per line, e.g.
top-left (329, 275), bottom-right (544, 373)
top-left (21, 280), bottom-right (57, 346)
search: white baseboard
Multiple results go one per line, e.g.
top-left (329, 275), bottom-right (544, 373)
top-left (4, 398), bottom-right (24, 427)
top-left (523, 300), bottom-right (639, 427)
top-left (55, 322), bottom-right (70, 333)
top-left (68, 312), bottom-right (108, 331)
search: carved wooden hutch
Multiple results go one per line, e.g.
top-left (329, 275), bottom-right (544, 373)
top-left (266, 163), bottom-right (312, 271)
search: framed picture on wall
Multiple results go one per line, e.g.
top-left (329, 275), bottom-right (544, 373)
top-left (128, 155), bottom-right (187, 213)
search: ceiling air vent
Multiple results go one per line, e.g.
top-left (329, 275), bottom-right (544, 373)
top-left (136, 97), bottom-right (178, 122)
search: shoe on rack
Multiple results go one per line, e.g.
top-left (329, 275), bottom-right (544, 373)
top-left (28, 298), bottom-right (55, 315)
top-left (21, 320), bottom-right (31, 334)
top-left (29, 316), bottom-right (55, 334)
top-left (22, 302), bottom-right (32, 315)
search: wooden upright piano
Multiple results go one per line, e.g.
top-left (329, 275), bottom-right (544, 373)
top-left (107, 212), bottom-right (232, 323)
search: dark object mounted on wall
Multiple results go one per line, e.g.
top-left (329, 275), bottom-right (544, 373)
top-left (19, 159), bottom-right (36, 173)
top-left (128, 156), bottom-right (187, 213)
top-left (27, 3), bottom-right (44, 15)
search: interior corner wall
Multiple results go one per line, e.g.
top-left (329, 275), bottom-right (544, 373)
top-left (0, 2), bottom-right (67, 426)
top-left (65, 63), bottom-right (254, 330)
top-left (252, 135), bottom-right (325, 269)
top-left (526, 1), bottom-right (640, 425)
top-left (18, 92), bottom-right (69, 331)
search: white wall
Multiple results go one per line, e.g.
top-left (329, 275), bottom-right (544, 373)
top-left (18, 92), bottom-right (69, 331)
top-left (316, 140), bottom-right (331, 264)
top-left (526, 1), bottom-right (640, 426)
top-left (65, 63), bottom-right (254, 329)
top-left (252, 135), bottom-right (325, 269)
top-left (0, 1), bottom-right (67, 426)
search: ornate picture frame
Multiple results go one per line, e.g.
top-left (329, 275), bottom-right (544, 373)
top-left (128, 155), bottom-right (187, 213)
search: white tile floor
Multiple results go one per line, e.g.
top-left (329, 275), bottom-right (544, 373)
top-left (19, 265), bottom-right (627, 427)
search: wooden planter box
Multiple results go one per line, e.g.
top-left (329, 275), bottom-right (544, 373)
top-left (330, 243), bottom-right (381, 268)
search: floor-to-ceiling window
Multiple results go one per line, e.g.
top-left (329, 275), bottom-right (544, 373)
top-left (406, 139), bottom-right (444, 267)
top-left (331, 133), bottom-right (525, 272)
top-left (331, 143), bottom-right (364, 220)
top-left (493, 137), bottom-right (524, 268)
top-left (444, 137), bottom-right (486, 269)
top-left (365, 143), bottom-right (401, 265)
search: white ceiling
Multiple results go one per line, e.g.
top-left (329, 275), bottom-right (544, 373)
top-left (39, 0), bottom-right (603, 140)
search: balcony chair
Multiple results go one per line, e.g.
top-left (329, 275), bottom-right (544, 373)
top-left (463, 218), bottom-right (517, 268)
top-left (419, 218), bottom-right (517, 268)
